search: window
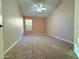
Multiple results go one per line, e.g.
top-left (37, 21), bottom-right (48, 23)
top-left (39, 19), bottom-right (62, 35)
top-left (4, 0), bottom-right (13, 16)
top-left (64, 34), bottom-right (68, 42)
top-left (25, 19), bottom-right (32, 31)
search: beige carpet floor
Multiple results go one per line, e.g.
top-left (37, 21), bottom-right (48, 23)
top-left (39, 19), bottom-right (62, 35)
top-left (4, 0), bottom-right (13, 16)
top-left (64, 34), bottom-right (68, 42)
top-left (4, 35), bottom-right (78, 59)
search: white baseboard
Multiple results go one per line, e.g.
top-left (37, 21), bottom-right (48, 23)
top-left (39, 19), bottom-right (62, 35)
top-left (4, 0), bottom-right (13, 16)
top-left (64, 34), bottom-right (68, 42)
top-left (47, 34), bottom-right (73, 44)
top-left (25, 33), bottom-right (46, 36)
top-left (3, 35), bottom-right (24, 55)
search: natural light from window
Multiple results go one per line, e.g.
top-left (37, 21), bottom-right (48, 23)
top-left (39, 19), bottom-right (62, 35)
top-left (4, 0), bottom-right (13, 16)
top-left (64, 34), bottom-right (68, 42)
top-left (25, 19), bottom-right (32, 31)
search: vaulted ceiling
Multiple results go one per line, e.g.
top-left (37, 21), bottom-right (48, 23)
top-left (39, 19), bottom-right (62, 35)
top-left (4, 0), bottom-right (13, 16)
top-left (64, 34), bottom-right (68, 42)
top-left (18, 0), bottom-right (62, 17)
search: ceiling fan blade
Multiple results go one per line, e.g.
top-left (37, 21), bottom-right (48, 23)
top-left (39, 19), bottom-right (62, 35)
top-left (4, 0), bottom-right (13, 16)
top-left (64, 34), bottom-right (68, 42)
top-left (33, 4), bottom-right (38, 8)
top-left (37, 8), bottom-right (42, 12)
top-left (41, 8), bottom-right (47, 10)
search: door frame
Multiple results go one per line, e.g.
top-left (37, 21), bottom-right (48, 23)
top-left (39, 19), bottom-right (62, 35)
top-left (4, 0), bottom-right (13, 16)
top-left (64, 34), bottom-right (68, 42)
top-left (74, 0), bottom-right (79, 58)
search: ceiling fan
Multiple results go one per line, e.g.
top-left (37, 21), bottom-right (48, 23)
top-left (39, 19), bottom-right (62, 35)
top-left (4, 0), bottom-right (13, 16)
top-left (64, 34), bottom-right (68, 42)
top-left (33, 3), bottom-right (47, 12)
top-left (32, 0), bottom-right (47, 12)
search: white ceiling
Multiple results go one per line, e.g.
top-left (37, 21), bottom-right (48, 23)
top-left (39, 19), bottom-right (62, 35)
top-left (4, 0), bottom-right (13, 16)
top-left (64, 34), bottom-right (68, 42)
top-left (18, 0), bottom-right (62, 17)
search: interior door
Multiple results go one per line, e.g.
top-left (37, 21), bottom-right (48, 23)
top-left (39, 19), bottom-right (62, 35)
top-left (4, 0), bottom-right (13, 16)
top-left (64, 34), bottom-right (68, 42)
top-left (0, 0), bottom-right (4, 59)
top-left (74, 0), bottom-right (79, 58)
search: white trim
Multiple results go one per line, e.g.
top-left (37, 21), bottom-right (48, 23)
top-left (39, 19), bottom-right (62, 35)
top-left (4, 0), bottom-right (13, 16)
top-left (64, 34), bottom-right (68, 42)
top-left (0, 28), bottom-right (4, 59)
top-left (74, 0), bottom-right (79, 58)
top-left (3, 35), bottom-right (24, 55)
top-left (74, 44), bottom-right (79, 58)
top-left (47, 34), bottom-right (73, 44)
top-left (25, 33), bottom-right (46, 36)
top-left (75, 48), bottom-right (79, 58)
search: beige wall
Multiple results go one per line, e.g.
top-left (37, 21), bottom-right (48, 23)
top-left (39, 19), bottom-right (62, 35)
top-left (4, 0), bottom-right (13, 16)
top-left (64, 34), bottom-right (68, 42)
top-left (24, 16), bottom-right (46, 35)
top-left (3, 0), bottom-right (23, 51)
top-left (47, 0), bottom-right (74, 43)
